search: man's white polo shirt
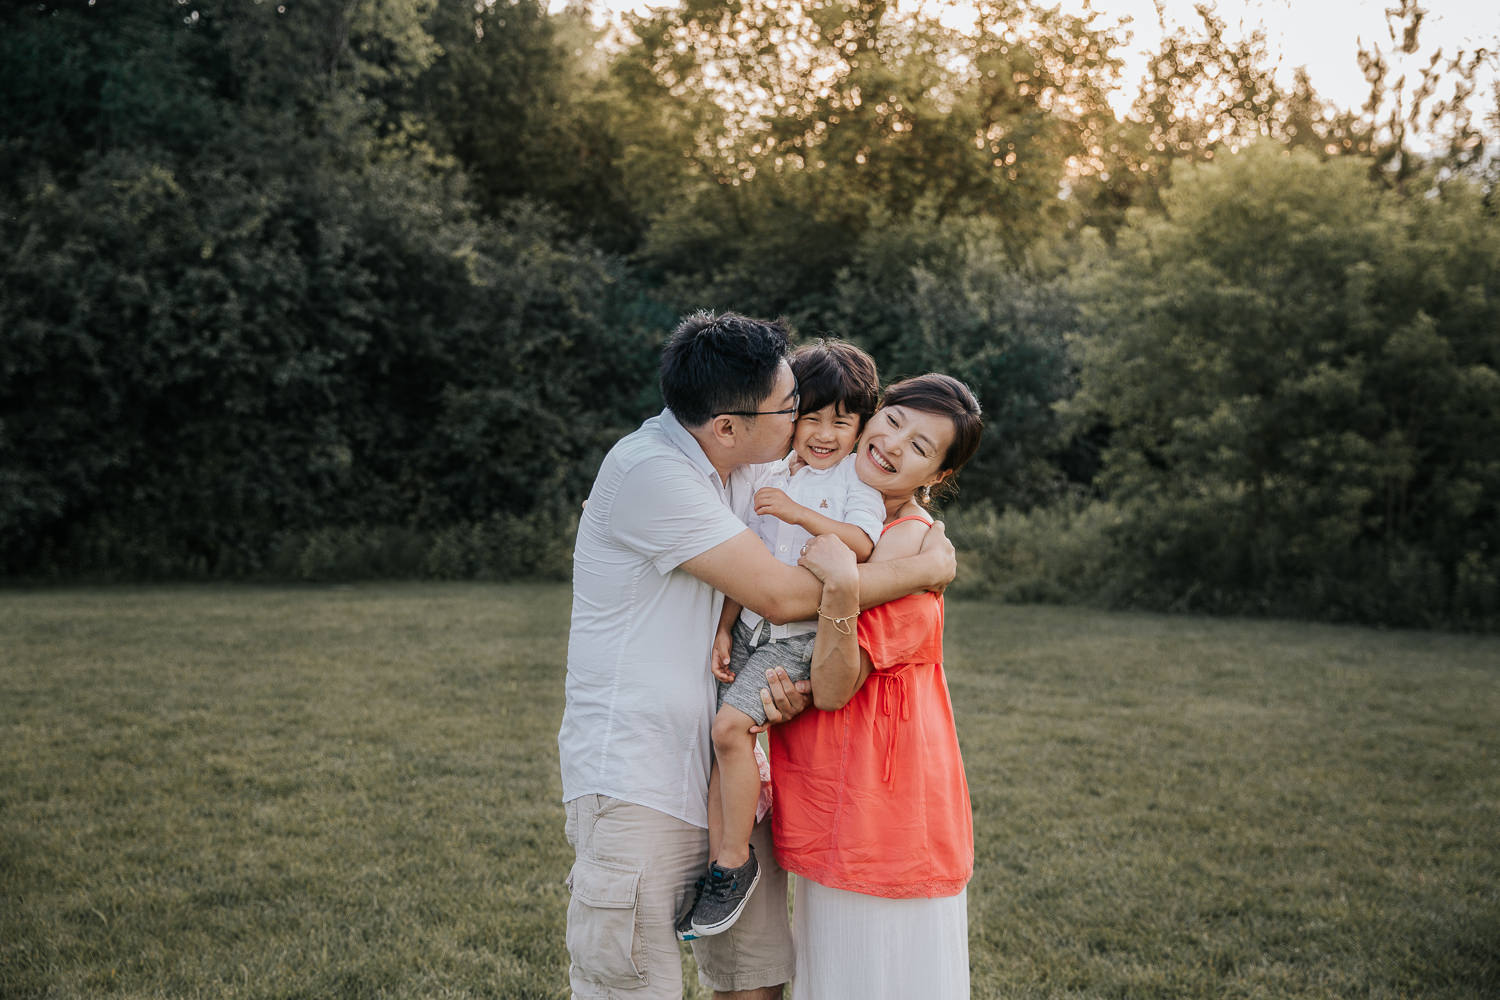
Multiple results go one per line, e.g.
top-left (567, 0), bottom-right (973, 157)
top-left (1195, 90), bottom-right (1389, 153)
top-left (559, 408), bottom-right (758, 829)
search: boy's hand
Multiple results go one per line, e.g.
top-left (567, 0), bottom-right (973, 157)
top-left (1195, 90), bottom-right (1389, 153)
top-left (711, 629), bottom-right (736, 684)
top-left (753, 487), bottom-right (804, 525)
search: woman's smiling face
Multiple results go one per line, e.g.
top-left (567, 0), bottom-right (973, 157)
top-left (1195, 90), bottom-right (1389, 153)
top-left (854, 403), bottom-right (956, 500)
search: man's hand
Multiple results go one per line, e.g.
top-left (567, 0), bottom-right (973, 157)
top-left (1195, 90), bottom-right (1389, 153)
top-left (711, 628), bottom-right (735, 684)
top-left (753, 487), bottom-right (805, 526)
top-left (920, 520), bottom-right (957, 594)
top-left (748, 666), bottom-right (812, 732)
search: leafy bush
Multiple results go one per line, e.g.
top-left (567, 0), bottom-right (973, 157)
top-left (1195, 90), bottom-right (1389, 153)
top-left (836, 208), bottom-right (1078, 510)
top-left (1066, 143), bottom-right (1500, 628)
top-left (0, 4), bottom-right (658, 581)
top-left (945, 499), bottom-right (1128, 606)
top-left (258, 509), bottom-right (578, 583)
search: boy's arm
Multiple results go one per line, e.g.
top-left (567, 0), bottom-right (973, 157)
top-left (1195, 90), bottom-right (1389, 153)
top-left (711, 597), bottom-right (740, 683)
top-left (753, 487), bottom-right (874, 561)
top-left (821, 519), bottom-right (876, 562)
top-left (717, 596), bottom-right (743, 634)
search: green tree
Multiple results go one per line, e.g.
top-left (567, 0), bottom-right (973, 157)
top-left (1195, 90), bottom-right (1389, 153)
top-left (611, 0), bottom-right (1126, 326)
top-left (1067, 142), bottom-right (1500, 624)
top-left (0, 0), bottom-right (658, 576)
top-left (835, 205), bottom-right (1076, 509)
top-left (408, 0), bottom-right (638, 250)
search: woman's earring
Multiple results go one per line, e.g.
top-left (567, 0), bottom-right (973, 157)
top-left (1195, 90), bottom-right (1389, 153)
top-left (918, 484), bottom-right (932, 505)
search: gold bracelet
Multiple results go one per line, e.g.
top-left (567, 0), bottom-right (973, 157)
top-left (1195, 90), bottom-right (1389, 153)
top-left (817, 606), bottom-right (859, 635)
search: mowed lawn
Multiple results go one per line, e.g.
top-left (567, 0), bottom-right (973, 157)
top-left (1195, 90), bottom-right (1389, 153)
top-left (2, 584), bottom-right (1496, 999)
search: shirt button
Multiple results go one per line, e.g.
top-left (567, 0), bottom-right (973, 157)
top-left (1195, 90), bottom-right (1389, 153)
top-left (778, 545), bottom-right (788, 552)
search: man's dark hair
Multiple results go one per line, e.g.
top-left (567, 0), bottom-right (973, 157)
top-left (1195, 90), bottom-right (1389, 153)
top-left (789, 339), bottom-right (880, 428)
top-left (659, 310), bottom-right (793, 427)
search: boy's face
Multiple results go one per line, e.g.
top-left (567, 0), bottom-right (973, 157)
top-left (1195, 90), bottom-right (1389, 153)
top-left (793, 402), bottom-right (862, 471)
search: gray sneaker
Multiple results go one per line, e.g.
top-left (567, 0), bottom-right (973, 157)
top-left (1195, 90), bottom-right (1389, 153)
top-left (674, 875), bottom-right (706, 941)
top-left (688, 845), bottom-right (760, 937)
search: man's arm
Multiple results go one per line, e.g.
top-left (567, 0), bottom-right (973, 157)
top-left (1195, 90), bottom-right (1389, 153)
top-left (680, 531), bottom-right (817, 624)
top-left (679, 522), bottom-right (955, 624)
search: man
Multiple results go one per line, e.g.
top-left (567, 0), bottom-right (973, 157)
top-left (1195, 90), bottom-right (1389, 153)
top-left (559, 311), bottom-right (955, 999)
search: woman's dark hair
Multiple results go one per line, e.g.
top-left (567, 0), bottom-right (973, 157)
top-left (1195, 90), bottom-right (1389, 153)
top-left (659, 311), bottom-right (792, 426)
top-left (789, 339), bottom-right (880, 427)
top-left (880, 374), bottom-right (983, 495)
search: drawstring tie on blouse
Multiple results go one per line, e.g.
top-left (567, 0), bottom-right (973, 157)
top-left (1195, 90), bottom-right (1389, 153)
top-left (870, 666), bottom-right (913, 788)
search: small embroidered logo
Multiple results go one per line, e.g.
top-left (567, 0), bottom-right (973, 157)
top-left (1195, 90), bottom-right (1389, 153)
top-left (819, 500), bottom-right (830, 509)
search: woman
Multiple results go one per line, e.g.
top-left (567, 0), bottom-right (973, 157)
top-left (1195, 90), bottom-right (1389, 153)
top-left (771, 373), bottom-right (983, 999)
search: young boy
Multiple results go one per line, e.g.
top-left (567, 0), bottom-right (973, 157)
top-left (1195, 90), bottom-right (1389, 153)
top-left (682, 339), bottom-right (884, 938)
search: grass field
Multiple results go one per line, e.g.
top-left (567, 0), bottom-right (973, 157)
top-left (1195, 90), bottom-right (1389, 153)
top-left (2, 584), bottom-right (1497, 999)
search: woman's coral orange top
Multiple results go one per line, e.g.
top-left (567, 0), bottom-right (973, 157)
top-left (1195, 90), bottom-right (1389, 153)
top-left (769, 582), bottom-right (974, 899)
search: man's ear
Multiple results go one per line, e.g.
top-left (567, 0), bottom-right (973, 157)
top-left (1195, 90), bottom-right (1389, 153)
top-left (708, 414), bottom-right (739, 448)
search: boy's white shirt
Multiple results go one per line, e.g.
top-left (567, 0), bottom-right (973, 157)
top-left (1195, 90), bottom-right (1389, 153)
top-left (738, 451), bottom-right (884, 639)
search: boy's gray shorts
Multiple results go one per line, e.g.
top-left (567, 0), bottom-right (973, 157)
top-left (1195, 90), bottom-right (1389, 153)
top-left (717, 618), bottom-right (815, 725)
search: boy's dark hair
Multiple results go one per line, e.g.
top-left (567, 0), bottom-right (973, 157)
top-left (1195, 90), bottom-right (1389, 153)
top-left (789, 339), bottom-right (880, 427)
top-left (881, 374), bottom-right (984, 490)
top-left (659, 311), bottom-right (793, 427)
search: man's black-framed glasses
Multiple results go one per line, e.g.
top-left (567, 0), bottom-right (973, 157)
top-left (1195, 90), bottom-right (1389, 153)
top-left (717, 385), bottom-right (800, 419)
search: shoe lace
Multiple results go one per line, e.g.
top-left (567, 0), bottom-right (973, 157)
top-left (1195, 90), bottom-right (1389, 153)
top-left (704, 870), bottom-right (740, 898)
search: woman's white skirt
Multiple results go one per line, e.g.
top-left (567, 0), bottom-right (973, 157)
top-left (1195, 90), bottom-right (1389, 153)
top-left (789, 876), bottom-right (969, 999)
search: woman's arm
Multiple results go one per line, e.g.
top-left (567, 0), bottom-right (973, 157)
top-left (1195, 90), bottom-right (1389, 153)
top-left (801, 512), bottom-right (933, 709)
top-left (799, 535), bottom-right (871, 710)
top-left (866, 511), bottom-right (930, 563)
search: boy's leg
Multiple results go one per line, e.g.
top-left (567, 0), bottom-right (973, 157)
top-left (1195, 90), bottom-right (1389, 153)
top-left (706, 756), bottom-right (724, 865)
top-left (690, 814), bottom-right (795, 996)
top-left (691, 705), bottom-right (767, 938)
top-left (710, 704), bottom-right (762, 869)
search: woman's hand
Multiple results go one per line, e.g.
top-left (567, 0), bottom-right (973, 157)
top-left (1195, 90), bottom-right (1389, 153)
top-left (797, 533), bottom-right (858, 587)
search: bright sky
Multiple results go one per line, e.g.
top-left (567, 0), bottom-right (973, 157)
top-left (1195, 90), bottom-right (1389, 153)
top-left (1093, 0), bottom-right (1499, 114)
top-left (569, 0), bottom-right (1500, 119)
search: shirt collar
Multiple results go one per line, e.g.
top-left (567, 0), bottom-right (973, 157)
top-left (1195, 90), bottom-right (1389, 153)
top-left (657, 408), bottom-right (723, 484)
top-left (783, 452), bottom-right (839, 478)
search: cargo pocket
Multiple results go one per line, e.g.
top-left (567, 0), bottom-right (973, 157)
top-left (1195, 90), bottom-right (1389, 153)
top-left (565, 856), bottom-right (646, 989)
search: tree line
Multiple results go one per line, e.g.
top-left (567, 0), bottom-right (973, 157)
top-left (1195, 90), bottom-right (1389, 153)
top-left (2, 0), bottom-right (1496, 628)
